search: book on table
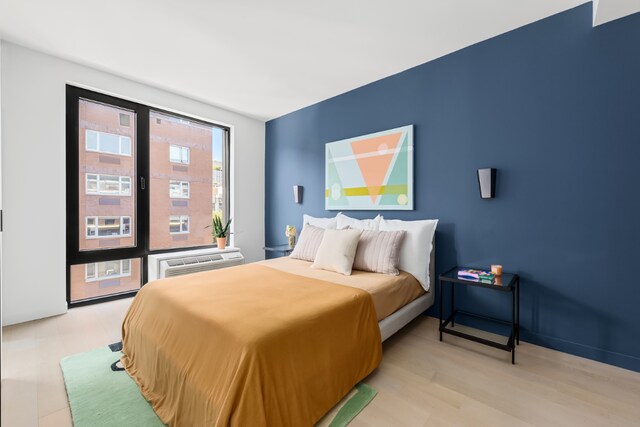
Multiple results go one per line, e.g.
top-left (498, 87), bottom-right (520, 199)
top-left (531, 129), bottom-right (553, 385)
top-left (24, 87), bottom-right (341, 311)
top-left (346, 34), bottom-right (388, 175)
top-left (457, 269), bottom-right (495, 282)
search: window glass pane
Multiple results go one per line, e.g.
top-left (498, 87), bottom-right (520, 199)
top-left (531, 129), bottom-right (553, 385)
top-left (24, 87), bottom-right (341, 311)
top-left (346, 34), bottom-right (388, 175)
top-left (122, 217), bottom-right (131, 235)
top-left (121, 137), bottom-right (132, 155)
top-left (100, 133), bottom-right (120, 154)
top-left (212, 127), bottom-right (225, 221)
top-left (150, 112), bottom-right (226, 250)
top-left (99, 260), bottom-right (121, 277)
top-left (86, 263), bottom-right (95, 278)
top-left (79, 99), bottom-right (136, 251)
top-left (169, 181), bottom-right (180, 198)
top-left (87, 174), bottom-right (132, 195)
top-left (169, 181), bottom-right (189, 198)
top-left (86, 217), bottom-right (96, 237)
top-left (121, 177), bottom-right (131, 195)
top-left (98, 217), bottom-right (121, 237)
top-left (86, 130), bottom-right (98, 150)
top-left (100, 175), bottom-right (120, 193)
top-left (70, 258), bottom-right (141, 303)
top-left (86, 175), bottom-right (98, 193)
top-left (169, 145), bottom-right (181, 162)
top-left (169, 216), bottom-right (181, 233)
top-left (119, 113), bottom-right (131, 127)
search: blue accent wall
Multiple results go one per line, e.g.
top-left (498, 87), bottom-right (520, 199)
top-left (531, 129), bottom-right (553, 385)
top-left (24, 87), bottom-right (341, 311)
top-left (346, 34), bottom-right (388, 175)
top-left (265, 4), bottom-right (640, 372)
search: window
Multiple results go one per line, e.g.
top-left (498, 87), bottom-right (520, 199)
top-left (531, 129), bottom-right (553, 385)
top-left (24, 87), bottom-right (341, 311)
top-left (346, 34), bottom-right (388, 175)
top-left (85, 259), bottom-right (132, 282)
top-left (78, 101), bottom-right (136, 252)
top-left (86, 174), bottom-right (131, 196)
top-left (150, 111), bottom-right (228, 250)
top-left (169, 145), bottom-right (190, 164)
top-left (119, 113), bottom-right (131, 127)
top-left (122, 260), bottom-right (131, 275)
top-left (71, 258), bottom-right (141, 302)
top-left (86, 263), bottom-right (95, 279)
top-left (169, 181), bottom-right (190, 198)
top-left (86, 130), bottom-right (132, 156)
top-left (68, 86), bottom-right (230, 306)
top-left (169, 215), bottom-right (189, 234)
top-left (86, 216), bottom-right (131, 238)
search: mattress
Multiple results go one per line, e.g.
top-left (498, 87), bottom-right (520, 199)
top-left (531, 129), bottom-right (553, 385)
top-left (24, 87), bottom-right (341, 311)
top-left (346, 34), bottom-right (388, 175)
top-left (259, 257), bottom-right (425, 321)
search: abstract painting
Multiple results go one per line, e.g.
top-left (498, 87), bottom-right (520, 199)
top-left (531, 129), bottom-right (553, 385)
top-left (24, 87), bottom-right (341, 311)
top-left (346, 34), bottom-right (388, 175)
top-left (325, 125), bottom-right (413, 210)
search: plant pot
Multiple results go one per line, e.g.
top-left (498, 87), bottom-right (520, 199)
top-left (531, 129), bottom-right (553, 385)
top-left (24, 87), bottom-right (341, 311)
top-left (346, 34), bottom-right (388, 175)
top-left (216, 237), bottom-right (227, 248)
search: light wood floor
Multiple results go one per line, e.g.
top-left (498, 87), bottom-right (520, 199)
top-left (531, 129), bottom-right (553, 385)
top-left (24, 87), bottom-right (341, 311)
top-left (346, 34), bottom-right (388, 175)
top-left (2, 298), bottom-right (639, 426)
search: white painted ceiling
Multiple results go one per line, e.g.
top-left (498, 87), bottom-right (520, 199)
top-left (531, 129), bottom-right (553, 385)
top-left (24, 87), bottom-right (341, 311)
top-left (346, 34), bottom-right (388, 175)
top-left (593, 0), bottom-right (640, 25)
top-left (0, 0), bottom-right (634, 121)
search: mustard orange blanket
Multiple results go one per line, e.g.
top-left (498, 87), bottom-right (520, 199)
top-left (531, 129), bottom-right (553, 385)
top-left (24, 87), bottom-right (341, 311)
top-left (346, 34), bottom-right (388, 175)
top-left (121, 263), bottom-right (382, 426)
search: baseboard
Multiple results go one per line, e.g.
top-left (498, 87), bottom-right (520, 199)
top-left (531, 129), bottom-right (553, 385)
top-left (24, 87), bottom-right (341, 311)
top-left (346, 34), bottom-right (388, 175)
top-left (521, 330), bottom-right (640, 373)
top-left (2, 302), bottom-right (67, 326)
top-left (425, 313), bottom-right (640, 373)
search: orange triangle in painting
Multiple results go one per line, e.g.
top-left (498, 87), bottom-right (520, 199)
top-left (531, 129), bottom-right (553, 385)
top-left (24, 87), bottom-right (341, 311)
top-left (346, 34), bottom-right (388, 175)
top-left (351, 133), bottom-right (403, 203)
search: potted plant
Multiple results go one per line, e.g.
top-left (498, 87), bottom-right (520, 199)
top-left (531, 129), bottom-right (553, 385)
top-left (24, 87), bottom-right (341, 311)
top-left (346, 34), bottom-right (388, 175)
top-left (209, 215), bottom-right (232, 248)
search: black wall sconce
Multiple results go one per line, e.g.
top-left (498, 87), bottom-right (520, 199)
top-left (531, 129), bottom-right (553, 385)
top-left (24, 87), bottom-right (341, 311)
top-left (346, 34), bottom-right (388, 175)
top-left (477, 168), bottom-right (496, 199)
top-left (293, 185), bottom-right (303, 204)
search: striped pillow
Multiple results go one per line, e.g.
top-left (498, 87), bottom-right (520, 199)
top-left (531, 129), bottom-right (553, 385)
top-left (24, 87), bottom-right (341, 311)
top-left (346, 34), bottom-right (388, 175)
top-left (289, 224), bottom-right (324, 262)
top-left (353, 230), bottom-right (406, 275)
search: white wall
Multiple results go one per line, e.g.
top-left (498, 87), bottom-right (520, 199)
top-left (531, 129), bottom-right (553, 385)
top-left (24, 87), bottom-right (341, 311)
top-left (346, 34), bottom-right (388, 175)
top-left (0, 42), bottom-right (4, 332)
top-left (0, 42), bottom-right (265, 325)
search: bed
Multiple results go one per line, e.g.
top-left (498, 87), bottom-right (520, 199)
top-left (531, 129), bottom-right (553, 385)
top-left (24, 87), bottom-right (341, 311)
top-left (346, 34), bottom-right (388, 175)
top-left (121, 245), bottom-right (434, 426)
top-left (261, 248), bottom-right (435, 342)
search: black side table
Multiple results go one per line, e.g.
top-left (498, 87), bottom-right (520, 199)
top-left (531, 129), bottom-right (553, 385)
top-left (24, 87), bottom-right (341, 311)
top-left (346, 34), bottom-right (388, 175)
top-left (263, 244), bottom-right (294, 257)
top-left (438, 266), bottom-right (520, 364)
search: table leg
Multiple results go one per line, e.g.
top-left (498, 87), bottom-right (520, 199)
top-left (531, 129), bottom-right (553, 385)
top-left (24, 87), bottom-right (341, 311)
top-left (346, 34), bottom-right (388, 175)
top-left (439, 279), bottom-right (443, 341)
top-left (451, 282), bottom-right (455, 327)
top-left (517, 277), bottom-right (520, 345)
top-left (512, 286), bottom-right (516, 364)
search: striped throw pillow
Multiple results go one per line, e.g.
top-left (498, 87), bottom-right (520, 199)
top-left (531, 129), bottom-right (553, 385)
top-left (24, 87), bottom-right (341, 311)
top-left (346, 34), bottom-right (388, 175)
top-left (289, 224), bottom-right (325, 262)
top-left (353, 230), bottom-right (406, 275)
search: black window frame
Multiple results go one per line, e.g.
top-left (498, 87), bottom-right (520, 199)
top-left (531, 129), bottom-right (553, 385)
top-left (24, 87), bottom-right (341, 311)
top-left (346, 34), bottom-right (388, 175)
top-left (66, 85), bottom-right (231, 308)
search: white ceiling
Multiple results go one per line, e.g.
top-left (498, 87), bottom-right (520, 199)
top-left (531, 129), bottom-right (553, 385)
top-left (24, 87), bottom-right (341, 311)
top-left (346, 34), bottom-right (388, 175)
top-left (593, 0), bottom-right (640, 25)
top-left (0, 0), bottom-right (621, 121)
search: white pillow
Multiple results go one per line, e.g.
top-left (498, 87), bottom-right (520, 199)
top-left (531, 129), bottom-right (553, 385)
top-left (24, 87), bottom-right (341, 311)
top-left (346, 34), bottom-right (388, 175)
top-left (379, 218), bottom-right (438, 291)
top-left (303, 213), bottom-right (338, 229)
top-left (336, 213), bottom-right (382, 231)
top-left (311, 229), bottom-right (362, 275)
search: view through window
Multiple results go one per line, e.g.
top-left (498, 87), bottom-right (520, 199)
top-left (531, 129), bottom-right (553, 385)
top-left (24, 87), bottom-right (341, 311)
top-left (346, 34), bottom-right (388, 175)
top-left (149, 111), bottom-right (226, 250)
top-left (78, 99), bottom-right (137, 251)
top-left (67, 87), bottom-right (229, 306)
top-left (70, 98), bottom-right (141, 303)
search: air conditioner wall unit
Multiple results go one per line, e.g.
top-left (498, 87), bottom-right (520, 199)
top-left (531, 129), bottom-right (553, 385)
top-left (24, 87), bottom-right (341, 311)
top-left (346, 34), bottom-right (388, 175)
top-left (148, 247), bottom-right (244, 281)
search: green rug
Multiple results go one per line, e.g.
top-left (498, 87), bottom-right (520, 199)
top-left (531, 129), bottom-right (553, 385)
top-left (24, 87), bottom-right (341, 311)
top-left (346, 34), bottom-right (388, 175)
top-left (61, 344), bottom-right (376, 427)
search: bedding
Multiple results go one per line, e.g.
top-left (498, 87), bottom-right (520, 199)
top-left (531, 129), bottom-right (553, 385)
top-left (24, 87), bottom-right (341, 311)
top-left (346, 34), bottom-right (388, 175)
top-left (303, 213), bottom-right (338, 229)
top-left (379, 218), bottom-right (438, 291)
top-left (336, 213), bottom-right (382, 230)
top-left (289, 224), bottom-right (324, 261)
top-left (121, 263), bottom-right (382, 427)
top-left (261, 257), bottom-right (424, 321)
top-left (353, 229), bottom-right (406, 275)
top-left (311, 228), bottom-right (362, 275)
